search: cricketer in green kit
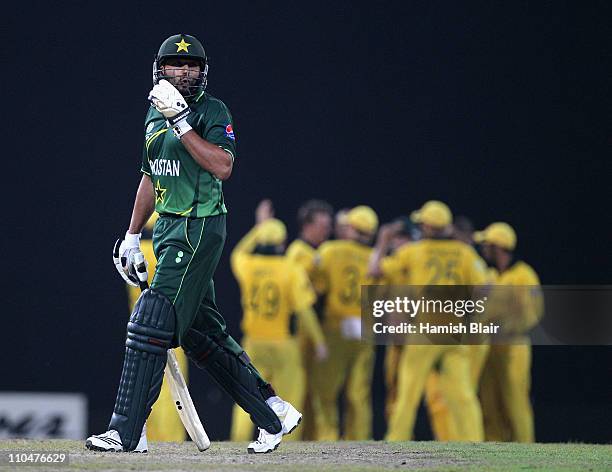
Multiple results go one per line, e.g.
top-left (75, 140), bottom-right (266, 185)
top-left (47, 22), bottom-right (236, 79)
top-left (86, 34), bottom-right (302, 455)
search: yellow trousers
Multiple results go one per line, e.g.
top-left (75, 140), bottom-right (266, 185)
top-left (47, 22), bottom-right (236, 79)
top-left (127, 243), bottom-right (187, 443)
top-left (310, 324), bottom-right (374, 440)
top-left (298, 337), bottom-right (317, 440)
top-left (480, 343), bottom-right (534, 442)
top-left (230, 338), bottom-right (305, 441)
top-left (425, 344), bottom-right (490, 441)
top-left (385, 344), bottom-right (483, 442)
top-left (384, 344), bottom-right (403, 421)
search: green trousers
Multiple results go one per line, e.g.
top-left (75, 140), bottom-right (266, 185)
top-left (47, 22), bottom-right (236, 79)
top-left (114, 213), bottom-right (280, 439)
top-left (151, 214), bottom-right (228, 346)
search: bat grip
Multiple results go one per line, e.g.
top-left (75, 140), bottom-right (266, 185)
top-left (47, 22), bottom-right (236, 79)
top-left (134, 252), bottom-right (149, 291)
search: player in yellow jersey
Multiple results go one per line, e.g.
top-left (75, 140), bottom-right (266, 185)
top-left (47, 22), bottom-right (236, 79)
top-left (453, 217), bottom-right (492, 389)
top-left (333, 208), bottom-right (351, 240)
top-left (230, 203), bottom-right (328, 441)
top-left (474, 222), bottom-right (542, 442)
top-left (125, 213), bottom-right (188, 443)
top-left (310, 205), bottom-right (379, 440)
top-left (423, 215), bottom-right (491, 441)
top-left (286, 200), bottom-right (334, 290)
top-left (286, 200), bottom-right (333, 440)
top-left (369, 200), bottom-right (486, 442)
top-left (379, 217), bottom-right (420, 421)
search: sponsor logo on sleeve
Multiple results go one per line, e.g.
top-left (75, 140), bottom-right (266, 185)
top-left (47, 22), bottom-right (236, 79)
top-left (225, 124), bottom-right (235, 140)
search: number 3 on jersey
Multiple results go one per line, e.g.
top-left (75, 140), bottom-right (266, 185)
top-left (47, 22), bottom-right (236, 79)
top-left (339, 266), bottom-right (360, 305)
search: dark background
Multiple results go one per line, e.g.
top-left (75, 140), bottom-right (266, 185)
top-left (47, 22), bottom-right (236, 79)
top-left (4, 1), bottom-right (610, 443)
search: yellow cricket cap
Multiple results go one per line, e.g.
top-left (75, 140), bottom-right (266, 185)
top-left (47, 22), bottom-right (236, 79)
top-left (256, 219), bottom-right (287, 245)
top-left (473, 222), bottom-right (516, 250)
top-left (410, 200), bottom-right (452, 228)
top-left (346, 206), bottom-right (379, 234)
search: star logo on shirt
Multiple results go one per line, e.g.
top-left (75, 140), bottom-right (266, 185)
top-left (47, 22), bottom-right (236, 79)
top-left (175, 38), bottom-right (191, 53)
top-left (155, 180), bottom-right (167, 204)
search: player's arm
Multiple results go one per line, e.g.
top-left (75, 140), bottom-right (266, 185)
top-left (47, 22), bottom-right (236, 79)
top-left (287, 244), bottom-right (315, 277)
top-left (313, 245), bottom-right (330, 294)
top-left (507, 269), bottom-right (543, 334)
top-left (291, 266), bottom-right (328, 360)
top-left (180, 133), bottom-right (233, 181)
top-left (230, 201), bottom-right (274, 274)
top-left (368, 221), bottom-right (403, 277)
top-left (128, 174), bottom-right (155, 234)
top-left (148, 79), bottom-right (232, 180)
top-left (296, 306), bottom-right (328, 360)
top-left (113, 174), bottom-right (155, 286)
top-left (465, 248), bottom-right (492, 303)
top-left (230, 199), bottom-right (274, 275)
top-left (230, 227), bottom-right (259, 275)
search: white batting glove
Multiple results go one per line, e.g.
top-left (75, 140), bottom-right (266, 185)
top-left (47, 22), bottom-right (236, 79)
top-left (112, 232), bottom-right (148, 287)
top-left (148, 79), bottom-right (192, 138)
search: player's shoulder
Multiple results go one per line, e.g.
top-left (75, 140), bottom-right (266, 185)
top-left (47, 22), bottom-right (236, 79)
top-left (486, 267), bottom-right (499, 282)
top-left (316, 240), bottom-right (345, 264)
top-left (318, 240), bottom-right (338, 253)
top-left (458, 242), bottom-right (481, 260)
top-left (205, 93), bottom-right (231, 112)
top-left (285, 240), bottom-right (300, 258)
top-left (144, 104), bottom-right (162, 125)
top-left (394, 240), bottom-right (424, 261)
top-left (354, 240), bottom-right (374, 255)
top-left (321, 239), bottom-right (364, 255)
top-left (450, 242), bottom-right (487, 274)
top-left (247, 254), bottom-right (280, 272)
top-left (193, 92), bottom-right (231, 115)
top-left (511, 260), bottom-right (540, 284)
top-left (145, 105), bottom-right (156, 119)
top-left (287, 239), bottom-right (314, 255)
top-left (287, 256), bottom-right (307, 273)
top-left (281, 256), bottom-right (307, 277)
top-left (436, 238), bottom-right (470, 251)
top-left (395, 241), bottom-right (417, 257)
top-left (426, 238), bottom-right (477, 256)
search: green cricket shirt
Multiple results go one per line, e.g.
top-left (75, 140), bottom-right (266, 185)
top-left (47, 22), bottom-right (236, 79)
top-left (141, 91), bottom-right (236, 218)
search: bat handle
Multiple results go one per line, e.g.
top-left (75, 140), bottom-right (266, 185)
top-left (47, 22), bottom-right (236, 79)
top-left (134, 252), bottom-right (149, 291)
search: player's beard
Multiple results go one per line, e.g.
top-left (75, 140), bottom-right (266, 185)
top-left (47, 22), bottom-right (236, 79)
top-left (167, 76), bottom-right (197, 96)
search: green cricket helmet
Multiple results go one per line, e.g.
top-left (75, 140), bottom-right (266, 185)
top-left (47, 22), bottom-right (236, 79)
top-left (153, 34), bottom-right (208, 98)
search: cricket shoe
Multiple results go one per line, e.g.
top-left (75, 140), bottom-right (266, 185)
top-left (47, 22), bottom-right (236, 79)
top-left (85, 424), bottom-right (148, 453)
top-left (247, 397), bottom-right (302, 454)
top-left (247, 427), bottom-right (283, 454)
top-left (267, 396), bottom-right (302, 435)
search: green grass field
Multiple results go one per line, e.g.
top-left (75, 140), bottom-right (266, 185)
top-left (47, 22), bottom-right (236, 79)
top-left (0, 439), bottom-right (610, 471)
